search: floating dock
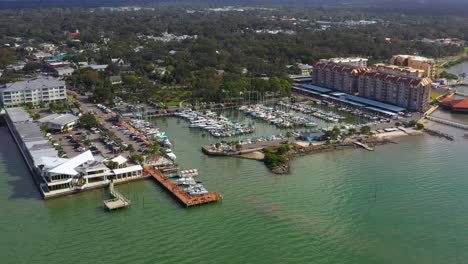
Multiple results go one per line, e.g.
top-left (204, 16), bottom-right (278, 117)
top-left (104, 181), bottom-right (131, 211)
top-left (144, 166), bottom-right (222, 207)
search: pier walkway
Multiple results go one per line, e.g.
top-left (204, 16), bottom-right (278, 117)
top-left (144, 166), bottom-right (223, 207)
top-left (426, 116), bottom-right (468, 130)
top-left (353, 141), bottom-right (374, 151)
top-left (104, 181), bottom-right (131, 211)
top-left (455, 91), bottom-right (468, 97)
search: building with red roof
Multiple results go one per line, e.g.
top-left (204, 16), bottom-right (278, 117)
top-left (438, 97), bottom-right (468, 113)
top-left (67, 29), bottom-right (80, 38)
top-left (312, 58), bottom-right (431, 112)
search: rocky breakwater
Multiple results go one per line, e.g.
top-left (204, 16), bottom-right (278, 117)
top-left (267, 138), bottom-right (392, 174)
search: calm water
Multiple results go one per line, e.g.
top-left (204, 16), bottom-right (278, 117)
top-left (1, 115), bottom-right (468, 264)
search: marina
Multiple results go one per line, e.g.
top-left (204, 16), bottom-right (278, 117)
top-left (239, 104), bottom-right (318, 128)
top-left (175, 109), bottom-right (254, 137)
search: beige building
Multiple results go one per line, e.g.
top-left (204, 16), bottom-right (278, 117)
top-left (313, 61), bottom-right (369, 93)
top-left (373, 63), bottom-right (425, 78)
top-left (390, 55), bottom-right (436, 79)
top-left (358, 71), bottom-right (431, 112)
top-left (320, 57), bottom-right (369, 67)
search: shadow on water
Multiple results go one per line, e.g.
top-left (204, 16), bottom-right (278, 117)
top-left (0, 126), bottom-right (42, 200)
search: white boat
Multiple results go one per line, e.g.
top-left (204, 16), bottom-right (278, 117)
top-left (178, 169), bottom-right (199, 178)
top-left (166, 152), bottom-right (176, 161)
top-left (173, 177), bottom-right (197, 185)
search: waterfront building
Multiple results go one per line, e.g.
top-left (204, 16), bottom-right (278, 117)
top-left (312, 61), bottom-right (370, 93)
top-left (319, 57), bottom-right (369, 67)
top-left (358, 71), bottom-right (432, 112)
top-left (438, 97), bottom-right (468, 113)
top-left (390, 55), bottom-right (436, 79)
top-left (0, 76), bottom-right (67, 107)
top-left (312, 59), bottom-right (431, 112)
top-left (41, 151), bottom-right (113, 193)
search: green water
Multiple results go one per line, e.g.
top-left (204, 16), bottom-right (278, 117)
top-left (1, 115), bottom-right (468, 264)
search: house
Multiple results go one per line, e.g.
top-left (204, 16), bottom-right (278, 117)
top-left (38, 113), bottom-right (79, 131)
top-left (84, 64), bottom-right (108, 71)
top-left (298, 63), bottom-right (314, 76)
top-left (38, 43), bottom-right (56, 52)
top-left (67, 29), bottom-right (80, 38)
top-left (32, 52), bottom-right (52, 61)
top-left (109, 75), bottom-right (122, 85)
top-left (111, 58), bottom-right (125, 65)
top-left (77, 61), bottom-right (89, 67)
top-left (55, 67), bottom-right (75, 76)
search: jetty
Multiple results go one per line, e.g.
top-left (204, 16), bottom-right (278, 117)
top-left (353, 141), bottom-right (374, 151)
top-left (144, 166), bottom-right (222, 207)
top-left (104, 181), bottom-right (131, 211)
top-left (426, 116), bottom-right (468, 130)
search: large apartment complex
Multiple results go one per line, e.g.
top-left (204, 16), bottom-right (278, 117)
top-left (390, 55), bottom-right (436, 79)
top-left (312, 58), bottom-right (432, 111)
top-left (358, 72), bottom-right (432, 112)
top-left (312, 62), bottom-right (370, 94)
top-left (0, 76), bottom-right (67, 107)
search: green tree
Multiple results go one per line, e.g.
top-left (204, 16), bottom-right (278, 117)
top-left (360, 126), bottom-right (371, 135)
top-left (79, 113), bottom-right (101, 128)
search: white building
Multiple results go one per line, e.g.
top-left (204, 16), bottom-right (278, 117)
top-left (41, 151), bottom-right (144, 195)
top-left (298, 63), bottom-right (314, 76)
top-left (38, 113), bottom-right (79, 131)
top-left (32, 52), bottom-right (52, 61)
top-left (320, 57), bottom-right (369, 67)
top-left (0, 76), bottom-right (67, 107)
top-left (41, 151), bottom-right (113, 194)
top-left (55, 67), bottom-right (75, 76)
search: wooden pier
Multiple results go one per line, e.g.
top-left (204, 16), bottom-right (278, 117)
top-left (104, 181), bottom-right (131, 211)
top-left (144, 166), bottom-right (223, 207)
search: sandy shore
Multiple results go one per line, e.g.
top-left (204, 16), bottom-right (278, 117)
top-left (237, 151), bottom-right (265, 160)
top-left (374, 127), bottom-right (423, 139)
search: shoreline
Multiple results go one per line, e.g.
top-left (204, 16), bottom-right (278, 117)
top-left (204, 128), bottom-right (424, 175)
top-left (269, 138), bottom-right (394, 174)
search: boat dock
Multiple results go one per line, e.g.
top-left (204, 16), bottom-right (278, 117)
top-left (144, 166), bottom-right (223, 207)
top-left (353, 141), bottom-right (374, 151)
top-left (104, 181), bottom-right (131, 211)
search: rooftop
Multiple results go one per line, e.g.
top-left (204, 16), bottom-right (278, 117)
top-left (46, 150), bottom-right (95, 176)
top-left (6, 107), bottom-right (32, 123)
top-left (2, 76), bottom-right (65, 93)
top-left (300, 84), bottom-right (332, 93)
top-left (345, 95), bottom-right (406, 112)
top-left (39, 113), bottom-right (79, 126)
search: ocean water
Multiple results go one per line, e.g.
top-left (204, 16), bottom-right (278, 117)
top-left (1, 114), bottom-right (468, 264)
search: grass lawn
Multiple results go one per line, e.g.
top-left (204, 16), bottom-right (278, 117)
top-left (430, 91), bottom-right (442, 101)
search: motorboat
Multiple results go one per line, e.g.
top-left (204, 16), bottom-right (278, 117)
top-left (178, 169), bottom-right (199, 178)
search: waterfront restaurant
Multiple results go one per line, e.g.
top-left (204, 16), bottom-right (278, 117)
top-left (40, 150), bottom-right (113, 195)
top-left (438, 97), bottom-right (468, 113)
